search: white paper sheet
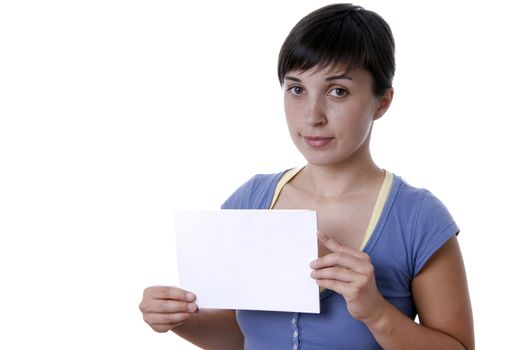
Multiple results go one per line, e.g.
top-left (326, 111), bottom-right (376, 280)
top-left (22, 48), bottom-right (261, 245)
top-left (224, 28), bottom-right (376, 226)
top-left (175, 210), bottom-right (319, 313)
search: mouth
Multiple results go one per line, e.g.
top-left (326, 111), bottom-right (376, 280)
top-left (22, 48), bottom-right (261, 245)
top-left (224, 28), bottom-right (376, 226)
top-left (303, 136), bottom-right (334, 148)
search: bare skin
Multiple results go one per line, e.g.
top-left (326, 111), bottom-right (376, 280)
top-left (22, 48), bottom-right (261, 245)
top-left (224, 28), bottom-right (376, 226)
top-left (139, 287), bottom-right (243, 350)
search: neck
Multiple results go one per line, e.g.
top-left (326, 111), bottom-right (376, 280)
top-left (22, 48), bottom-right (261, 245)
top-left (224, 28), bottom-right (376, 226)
top-left (302, 149), bottom-right (384, 199)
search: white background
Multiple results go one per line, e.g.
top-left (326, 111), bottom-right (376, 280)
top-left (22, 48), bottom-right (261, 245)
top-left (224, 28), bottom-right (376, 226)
top-left (0, 0), bottom-right (521, 348)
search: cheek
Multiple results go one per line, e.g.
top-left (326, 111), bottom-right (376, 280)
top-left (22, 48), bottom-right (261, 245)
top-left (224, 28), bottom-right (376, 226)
top-left (333, 105), bottom-right (374, 137)
top-left (284, 100), bottom-right (300, 125)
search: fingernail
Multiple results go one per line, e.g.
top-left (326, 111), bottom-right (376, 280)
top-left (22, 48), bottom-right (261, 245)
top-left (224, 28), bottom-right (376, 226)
top-left (310, 260), bottom-right (318, 267)
top-left (186, 293), bottom-right (195, 301)
top-left (187, 303), bottom-right (197, 312)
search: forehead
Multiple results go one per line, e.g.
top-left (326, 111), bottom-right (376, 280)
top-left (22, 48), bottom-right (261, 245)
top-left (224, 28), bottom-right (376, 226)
top-left (285, 64), bottom-right (373, 83)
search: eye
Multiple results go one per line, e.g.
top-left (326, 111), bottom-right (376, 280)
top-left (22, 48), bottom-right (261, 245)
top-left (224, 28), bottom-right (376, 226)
top-left (288, 86), bottom-right (304, 96)
top-left (328, 87), bottom-right (348, 97)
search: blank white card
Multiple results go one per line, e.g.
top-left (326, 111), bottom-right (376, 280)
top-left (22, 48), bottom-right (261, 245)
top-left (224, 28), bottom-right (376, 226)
top-left (175, 210), bottom-right (320, 313)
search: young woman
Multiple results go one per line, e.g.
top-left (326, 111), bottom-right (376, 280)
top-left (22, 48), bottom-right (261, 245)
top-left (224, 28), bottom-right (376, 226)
top-left (139, 4), bottom-right (474, 349)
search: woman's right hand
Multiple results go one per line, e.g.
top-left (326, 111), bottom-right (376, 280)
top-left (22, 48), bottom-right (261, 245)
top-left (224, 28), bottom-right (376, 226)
top-left (139, 286), bottom-right (198, 333)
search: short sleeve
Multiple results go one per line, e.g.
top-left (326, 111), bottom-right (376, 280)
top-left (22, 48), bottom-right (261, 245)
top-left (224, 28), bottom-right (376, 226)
top-left (220, 172), bottom-right (285, 210)
top-left (412, 190), bottom-right (460, 276)
top-left (221, 176), bottom-right (256, 209)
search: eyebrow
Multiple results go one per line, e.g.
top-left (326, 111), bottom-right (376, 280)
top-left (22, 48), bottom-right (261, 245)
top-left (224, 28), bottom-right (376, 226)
top-left (325, 74), bottom-right (353, 82)
top-left (284, 76), bottom-right (302, 82)
top-left (284, 74), bottom-right (353, 82)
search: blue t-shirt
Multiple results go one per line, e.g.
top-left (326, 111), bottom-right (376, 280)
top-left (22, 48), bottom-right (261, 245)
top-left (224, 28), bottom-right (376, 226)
top-left (221, 170), bottom-right (459, 350)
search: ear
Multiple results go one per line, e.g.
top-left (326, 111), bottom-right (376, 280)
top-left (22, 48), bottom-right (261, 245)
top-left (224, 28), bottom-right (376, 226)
top-left (373, 88), bottom-right (394, 120)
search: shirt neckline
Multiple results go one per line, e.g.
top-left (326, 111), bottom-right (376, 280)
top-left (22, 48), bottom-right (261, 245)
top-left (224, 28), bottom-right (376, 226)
top-left (269, 167), bottom-right (394, 252)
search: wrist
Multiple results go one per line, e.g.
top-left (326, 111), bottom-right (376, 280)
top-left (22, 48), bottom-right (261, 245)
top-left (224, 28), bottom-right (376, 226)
top-left (362, 299), bottom-right (393, 337)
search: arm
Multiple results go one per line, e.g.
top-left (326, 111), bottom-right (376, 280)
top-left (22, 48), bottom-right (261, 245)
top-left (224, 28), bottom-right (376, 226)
top-left (365, 236), bottom-right (474, 349)
top-left (173, 309), bottom-right (244, 350)
top-left (311, 232), bottom-right (474, 350)
top-left (139, 286), bottom-right (244, 350)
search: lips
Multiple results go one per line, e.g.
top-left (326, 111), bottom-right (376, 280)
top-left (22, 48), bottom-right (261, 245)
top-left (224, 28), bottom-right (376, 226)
top-left (303, 136), bottom-right (334, 148)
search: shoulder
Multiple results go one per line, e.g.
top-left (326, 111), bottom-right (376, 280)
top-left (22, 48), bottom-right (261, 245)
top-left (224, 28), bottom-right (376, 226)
top-left (391, 175), bottom-right (459, 275)
top-left (221, 169), bottom-right (291, 209)
top-left (393, 176), bottom-right (457, 230)
top-left (393, 176), bottom-right (435, 205)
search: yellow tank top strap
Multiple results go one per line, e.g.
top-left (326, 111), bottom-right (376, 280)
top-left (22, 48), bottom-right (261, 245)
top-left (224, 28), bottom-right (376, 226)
top-left (269, 166), bottom-right (305, 209)
top-left (359, 170), bottom-right (393, 251)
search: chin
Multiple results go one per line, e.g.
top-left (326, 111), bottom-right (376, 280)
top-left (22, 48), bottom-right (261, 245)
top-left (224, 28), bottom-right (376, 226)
top-left (301, 149), bottom-right (361, 168)
top-left (302, 154), bottom-right (342, 167)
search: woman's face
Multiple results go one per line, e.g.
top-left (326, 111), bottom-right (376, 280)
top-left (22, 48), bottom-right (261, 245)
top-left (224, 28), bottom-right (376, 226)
top-left (283, 65), bottom-right (392, 167)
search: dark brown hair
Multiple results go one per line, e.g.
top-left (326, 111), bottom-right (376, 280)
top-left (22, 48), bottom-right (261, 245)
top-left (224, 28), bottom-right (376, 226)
top-left (278, 4), bottom-right (395, 96)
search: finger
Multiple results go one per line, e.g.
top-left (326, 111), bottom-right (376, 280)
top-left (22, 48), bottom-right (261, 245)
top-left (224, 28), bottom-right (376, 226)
top-left (317, 230), bottom-right (344, 252)
top-left (144, 286), bottom-right (196, 302)
top-left (141, 299), bottom-right (198, 314)
top-left (152, 324), bottom-right (174, 333)
top-left (144, 312), bottom-right (192, 326)
top-left (310, 266), bottom-right (359, 282)
top-left (317, 231), bottom-right (363, 256)
top-left (151, 321), bottom-right (189, 333)
top-left (310, 251), bottom-right (362, 270)
top-left (315, 278), bottom-right (355, 296)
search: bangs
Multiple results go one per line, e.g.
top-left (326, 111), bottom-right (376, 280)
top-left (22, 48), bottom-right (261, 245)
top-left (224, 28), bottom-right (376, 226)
top-left (278, 11), bottom-right (367, 84)
top-left (277, 4), bottom-right (395, 96)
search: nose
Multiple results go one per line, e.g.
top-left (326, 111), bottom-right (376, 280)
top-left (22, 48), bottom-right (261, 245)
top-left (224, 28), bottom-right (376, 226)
top-left (304, 96), bottom-right (327, 126)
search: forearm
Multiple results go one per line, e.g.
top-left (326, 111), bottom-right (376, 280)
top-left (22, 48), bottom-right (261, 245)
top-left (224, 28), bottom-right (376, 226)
top-left (172, 309), bottom-right (244, 350)
top-left (366, 301), bottom-right (469, 350)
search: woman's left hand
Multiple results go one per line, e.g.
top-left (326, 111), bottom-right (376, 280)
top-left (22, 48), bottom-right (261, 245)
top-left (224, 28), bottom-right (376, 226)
top-left (310, 230), bottom-right (386, 324)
